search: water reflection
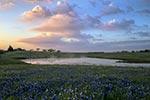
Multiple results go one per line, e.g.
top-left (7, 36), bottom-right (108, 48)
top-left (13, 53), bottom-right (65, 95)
top-left (22, 57), bottom-right (150, 67)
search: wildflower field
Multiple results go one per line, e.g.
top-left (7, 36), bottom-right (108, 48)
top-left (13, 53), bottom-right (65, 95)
top-left (0, 64), bottom-right (150, 100)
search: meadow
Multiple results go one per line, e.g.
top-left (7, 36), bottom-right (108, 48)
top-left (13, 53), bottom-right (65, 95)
top-left (0, 51), bottom-right (150, 100)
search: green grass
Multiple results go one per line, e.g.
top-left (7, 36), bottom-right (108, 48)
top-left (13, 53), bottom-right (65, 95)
top-left (0, 55), bottom-right (24, 65)
top-left (86, 52), bottom-right (150, 63)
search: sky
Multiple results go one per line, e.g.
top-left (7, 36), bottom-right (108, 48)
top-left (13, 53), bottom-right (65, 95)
top-left (0, 0), bottom-right (150, 52)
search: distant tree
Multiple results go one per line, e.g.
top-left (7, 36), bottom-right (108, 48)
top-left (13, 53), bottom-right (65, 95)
top-left (7, 45), bottom-right (14, 52)
top-left (131, 50), bottom-right (135, 53)
top-left (144, 49), bottom-right (150, 52)
top-left (121, 50), bottom-right (128, 53)
top-left (57, 50), bottom-right (61, 53)
top-left (14, 48), bottom-right (25, 51)
top-left (30, 49), bottom-right (34, 51)
top-left (48, 49), bottom-right (55, 52)
top-left (43, 49), bottom-right (47, 52)
top-left (36, 48), bottom-right (40, 51)
top-left (139, 50), bottom-right (143, 52)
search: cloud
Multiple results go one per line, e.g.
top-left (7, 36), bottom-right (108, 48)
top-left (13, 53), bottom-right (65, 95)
top-left (20, 5), bottom-right (51, 22)
top-left (0, 0), bottom-right (14, 10)
top-left (17, 32), bottom-right (93, 51)
top-left (139, 0), bottom-right (149, 6)
top-left (99, 19), bottom-right (135, 31)
top-left (53, 0), bottom-right (76, 16)
top-left (100, 2), bottom-right (124, 17)
top-left (126, 6), bottom-right (134, 12)
top-left (18, 35), bottom-right (150, 52)
top-left (82, 15), bottom-right (135, 32)
top-left (25, 0), bottom-right (43, 3)
top-left (20, 0), bottom-right (100, 51)
top-left (47, 0), bottom-right (53, 3)
top-left (31, 14), bottom-right (84, 32)
top-left (137, 9), bottom-right (150, 16)
top-left (25, 0), bottom-right (53, 3)
top-left (127, 0), bottom-right (149, 7)
top-left (101, 0), bottom-right (112, 6)
top-left (133, 31), bottom-right (150, 37)
top-left (17, 0), bottom-right (145, 52)
top-left (88, 0), bottom-right (96, 7)
top-left (85, 15), bottom-right (101, 29)
top-left (18, 33), bottom-right (62, 44)
top-left (18, 8), bottom-right (96, 51)
top-left (18, 32), bottom-right (92, 43)
top-left (94, 40), bottom-right (150, 52)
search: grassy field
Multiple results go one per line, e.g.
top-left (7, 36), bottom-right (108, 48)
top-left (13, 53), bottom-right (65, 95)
top-left (0, 51), bottom-right (150, 99)
top-left (86, 52), bottom-right (150, 63)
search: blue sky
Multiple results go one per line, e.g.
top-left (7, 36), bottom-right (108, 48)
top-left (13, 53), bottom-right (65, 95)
top-left (0, 0), bottom-right (150, 52)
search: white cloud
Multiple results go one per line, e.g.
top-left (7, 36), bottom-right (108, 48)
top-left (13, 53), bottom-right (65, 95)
top-left (107, 19), bottom-right (116, 25)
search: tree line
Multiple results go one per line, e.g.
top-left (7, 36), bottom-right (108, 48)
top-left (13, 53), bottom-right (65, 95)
top-left (0, 45), bottom-right (150, 54)
top-left (0, 45), bottom-right (61, 53)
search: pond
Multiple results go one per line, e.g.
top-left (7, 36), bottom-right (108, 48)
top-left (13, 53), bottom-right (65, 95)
top-left (22, 57), bottom-right (150, 67)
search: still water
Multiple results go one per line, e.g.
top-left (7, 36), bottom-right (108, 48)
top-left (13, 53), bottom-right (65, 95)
top-left (22, 57), bottom-right (150, 67)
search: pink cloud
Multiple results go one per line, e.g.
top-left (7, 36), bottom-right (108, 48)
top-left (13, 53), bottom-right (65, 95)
top-left (20, 5), bottom-right (51, 22)
top-left (31, 14), bottom-right (84, 32)
top-left (25, 0), bottom-right (53, 3)
top-left (17, 32), bottom-right (93, 51)
top-left (25, 0), bottom-right (43, 3)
